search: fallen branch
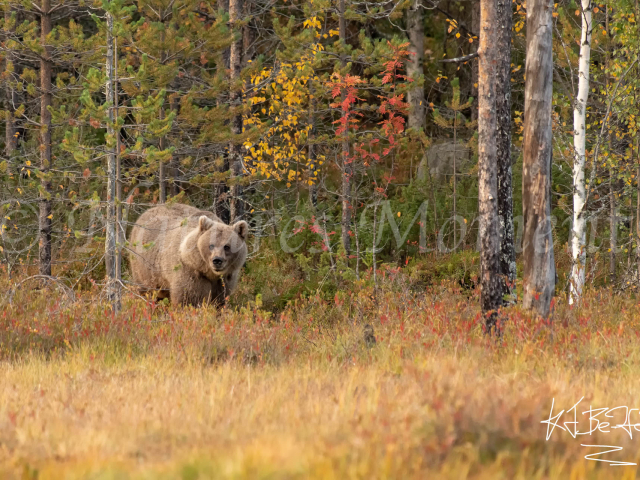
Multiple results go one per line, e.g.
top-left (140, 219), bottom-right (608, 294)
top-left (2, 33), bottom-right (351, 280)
top-left (440, 52), bottom-right (478, 63)
top-left (8, 275), bottom-right (75, 305)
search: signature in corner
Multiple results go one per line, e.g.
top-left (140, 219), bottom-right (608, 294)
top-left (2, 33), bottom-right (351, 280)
top-left (581, 445), bottom-right (637, 466)
top-left (541, 397), bottom-right (640, 466)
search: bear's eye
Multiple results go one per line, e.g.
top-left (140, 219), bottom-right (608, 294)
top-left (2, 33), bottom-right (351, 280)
top-left (224, 245), bottom-right (231, 252)
top-left (209, 245), bottom-right (214, 251)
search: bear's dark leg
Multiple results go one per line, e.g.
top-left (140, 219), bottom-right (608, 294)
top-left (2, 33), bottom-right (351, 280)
top-left (211, 278), bottom-right (226, 309)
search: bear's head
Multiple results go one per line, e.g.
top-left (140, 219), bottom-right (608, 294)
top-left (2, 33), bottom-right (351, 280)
top-left (191, 216), bottom-right (248, 277)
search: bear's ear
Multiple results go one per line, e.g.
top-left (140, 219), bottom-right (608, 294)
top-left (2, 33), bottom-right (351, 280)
top-left (233, 220), bottom-right (249, 241)
top-left (198, 215), bottom-right (215, 232)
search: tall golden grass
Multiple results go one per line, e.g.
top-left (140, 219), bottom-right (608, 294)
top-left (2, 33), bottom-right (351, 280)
top-left (1, 267), bottom-right (640, 479)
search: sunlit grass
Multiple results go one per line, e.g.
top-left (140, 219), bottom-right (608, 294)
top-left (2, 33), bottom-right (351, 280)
top-left (2, 266), bottom-right (640, 478)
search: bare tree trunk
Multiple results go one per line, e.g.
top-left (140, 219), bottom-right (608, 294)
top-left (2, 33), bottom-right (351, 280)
top-left (353, 184), bottom-right (360, 279)
top-left (522, 0), bottom-right (556, 318)
top-left (156, 21), bottom-right (167, 203)
top-left (637, 136), bottom-right (640, 280)
top-left (39, 0), bottom-right (53, 277)
top-left (340, 140), bottom-right (351, 257)
top-left (496, 0), bottom-right (515, 301)
top-left (610, 164), bottom-right (617, 283)
top-left (606, 6), bottom-right (616, 284)
top-left (636, 1), bottom-right (640, 282)
top-left (339, 0), bottom-right (351, 257)
top-left (214, 0), bottom-right (231, 223)
top-left (105, 10), bottom-right (120, 309)
top-left (478, 0), bottom-right (502, 330)
top-left (4, 90), bottom-right (17, 155)
top-left (430, 173), bottom-right (439, 257)
top-left (308, 81), bottom-right (318, 207)
top-left (218, 0), bottom-right (231, 66)
top-left (372, 202), bottom-right (378, 288)
top-left (453, 118), bottom-right (457, 249)
top-left (4, 10), bottom-right (17, 156)
top-left (169, 95), bottom-right (181, 197)
top-left (159, 103), bottom-right (167, 203)
top-left (406, 0), bottom-right (425, 131)
top-left (471, 0), bottom-right (480, 121)
top-left (242, 0), bottom-right (255, 64)
top-left (115, 36), bottom-right (123, 283)
top-left (229, 0), bottom-right (244, 222)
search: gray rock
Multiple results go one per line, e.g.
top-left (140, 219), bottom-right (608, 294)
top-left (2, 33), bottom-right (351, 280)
top-left (416, 141), bottom-right (472, 182)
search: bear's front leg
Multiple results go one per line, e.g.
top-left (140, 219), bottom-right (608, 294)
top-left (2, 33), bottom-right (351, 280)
top-left (169, 273), bottom-right (202, 306)
top-left (184, 276), bottom-right (218, 307)
top-left (210, 277), bottom-right (226, 308)
top-left (169, 278), bottom-right (187, 306)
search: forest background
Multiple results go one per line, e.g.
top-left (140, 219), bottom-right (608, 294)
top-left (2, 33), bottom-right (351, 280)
top-left (1, 0), bottom-right (636, 303)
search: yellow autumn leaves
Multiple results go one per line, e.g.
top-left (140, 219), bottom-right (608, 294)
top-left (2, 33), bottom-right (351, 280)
top-left (243, 19), bottom-right (326, 187)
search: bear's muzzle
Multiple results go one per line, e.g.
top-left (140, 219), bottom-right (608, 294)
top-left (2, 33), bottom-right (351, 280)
top-left (212, 257), bottom-right (225, 271)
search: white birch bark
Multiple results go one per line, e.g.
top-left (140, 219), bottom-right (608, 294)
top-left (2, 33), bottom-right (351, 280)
top-left (570, 0), bottom-right (592, 304)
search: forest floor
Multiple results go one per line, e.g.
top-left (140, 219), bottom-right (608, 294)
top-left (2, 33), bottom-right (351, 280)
top-left (1, 262), bottom-right (640, 479)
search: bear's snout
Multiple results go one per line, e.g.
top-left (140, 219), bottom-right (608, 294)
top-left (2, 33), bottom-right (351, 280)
top-left (212, 256), bottom-right (225, 270)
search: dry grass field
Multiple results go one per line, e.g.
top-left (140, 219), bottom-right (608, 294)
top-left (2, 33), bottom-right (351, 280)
top-left (2, 263), bottom-right (640, 479)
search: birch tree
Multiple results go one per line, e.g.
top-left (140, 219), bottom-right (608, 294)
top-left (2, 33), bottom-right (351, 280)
top-left (569, 0), bottom-right (593, 304)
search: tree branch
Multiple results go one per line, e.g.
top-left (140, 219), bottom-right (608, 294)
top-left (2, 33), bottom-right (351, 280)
top-left (440, 52), bottom-right (478, 63)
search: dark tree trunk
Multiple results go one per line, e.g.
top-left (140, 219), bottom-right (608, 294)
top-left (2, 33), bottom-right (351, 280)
top-left (339, 0), bottom-right (351, 257)
top-left (4, 10), bottom-right (17, 156)
top-left (308, 81), bottom-right (318, 207)
top-left (214, 0), bottom-right (231, 223)
top-left (229, 0), bottom-right (244, 222)
top-left (242, 0), bottom-right (255, 65)
top-left (169, 94), bottom-right (181, 196)
top-left (215, 159), bottom-right (231, 223)
top-left (637, 138), bottom-right (640, 281)
top-left (218, 0), bottom-right (231, 66)
top-left (610, 165), bottom-right (616, 283)
top-left (478, 0), bottom-right (503, 330)
top-left (522, 0), bottom-right (555, 318)
top-left (636, 1), bottom-right (640, 282)
top-left (496, 0), bottom-right (515, 300)
top-left (158, 20), bottom-right (168, 204)
top-left (606, 9), bottom-right (615, 284)
top-left (406, 0), bottom-right (425, 131)
top-left (39, 0), bottom-right (53, 277)
top-left (471, 0), bottom-right (480, 121)
top-left (159, 102), bottom-right (167, 203)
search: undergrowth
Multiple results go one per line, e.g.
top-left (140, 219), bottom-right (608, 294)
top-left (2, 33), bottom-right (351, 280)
top-left (2, 252), bottom-right (640, 478)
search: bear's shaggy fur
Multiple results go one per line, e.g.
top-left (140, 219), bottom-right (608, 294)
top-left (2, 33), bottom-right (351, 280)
top-left (129, 203), bottom-right (248, 307)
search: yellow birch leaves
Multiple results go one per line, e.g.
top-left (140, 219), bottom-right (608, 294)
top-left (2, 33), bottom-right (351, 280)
top-left (243, 19), bottom-right (325, 187)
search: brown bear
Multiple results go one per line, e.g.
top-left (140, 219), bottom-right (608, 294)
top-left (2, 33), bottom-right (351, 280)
top-left (128, 203), bottom-right (248, 307)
